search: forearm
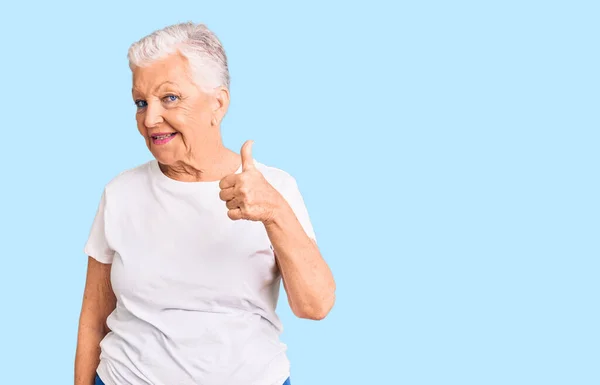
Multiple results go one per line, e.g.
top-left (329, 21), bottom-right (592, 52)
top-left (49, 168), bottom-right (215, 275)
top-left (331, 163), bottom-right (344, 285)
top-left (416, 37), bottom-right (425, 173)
top-left (264, 204), bottom-right (336, 320)
top-left (74, 325), bottom-right (105, 385)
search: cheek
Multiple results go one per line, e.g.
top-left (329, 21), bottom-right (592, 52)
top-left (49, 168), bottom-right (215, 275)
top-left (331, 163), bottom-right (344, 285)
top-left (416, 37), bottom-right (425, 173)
top-left (136, 114), bottom-right (146, 135)
top-left (164, 108), bottom-right (201, 138)
top-left (166, 110), bottom-right (188, 130)
top-left (135, 116), bottom-right (153, 148)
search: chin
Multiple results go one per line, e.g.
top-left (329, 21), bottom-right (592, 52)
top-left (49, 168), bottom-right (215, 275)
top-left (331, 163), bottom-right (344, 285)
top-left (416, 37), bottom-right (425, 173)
top-left (150, 150), bottom-right (179, 166)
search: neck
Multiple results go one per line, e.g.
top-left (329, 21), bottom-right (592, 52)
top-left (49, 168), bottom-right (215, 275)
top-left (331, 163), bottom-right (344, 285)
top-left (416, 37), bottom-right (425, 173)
top-left (159, 137), bottom-right (241, 182)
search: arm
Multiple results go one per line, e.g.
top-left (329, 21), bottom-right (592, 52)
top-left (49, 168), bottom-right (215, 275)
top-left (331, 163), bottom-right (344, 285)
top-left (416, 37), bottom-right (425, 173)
top-left (265, 204), bottom-right (336, 320)
top-left (74, 257), bottom-right (116, 385)
top-left (219, 141), bottom-right (335, 320)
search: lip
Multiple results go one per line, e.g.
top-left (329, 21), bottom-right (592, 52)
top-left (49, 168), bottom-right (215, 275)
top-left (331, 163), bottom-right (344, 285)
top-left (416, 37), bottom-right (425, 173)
top-left (150, 132), bottom-right (178, 145)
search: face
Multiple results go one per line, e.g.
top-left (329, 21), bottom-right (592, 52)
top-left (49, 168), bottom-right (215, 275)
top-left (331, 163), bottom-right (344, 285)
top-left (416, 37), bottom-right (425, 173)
top-left (131, 53), bottom-right (228, 166)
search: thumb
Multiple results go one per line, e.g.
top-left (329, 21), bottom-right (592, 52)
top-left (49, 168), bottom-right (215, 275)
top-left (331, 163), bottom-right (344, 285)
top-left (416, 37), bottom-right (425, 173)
top-left (241, 140), bottom-right (255, 171)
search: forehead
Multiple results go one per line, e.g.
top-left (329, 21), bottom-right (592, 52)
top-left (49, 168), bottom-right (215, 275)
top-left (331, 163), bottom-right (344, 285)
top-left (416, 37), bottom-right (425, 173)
top-left (132, 53), bottom-right (193, 91)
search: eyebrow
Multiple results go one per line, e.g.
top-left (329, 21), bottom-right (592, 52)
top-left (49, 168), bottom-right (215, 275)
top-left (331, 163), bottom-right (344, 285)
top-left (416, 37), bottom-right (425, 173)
top-left (132, 81), bottom-right (179, 95)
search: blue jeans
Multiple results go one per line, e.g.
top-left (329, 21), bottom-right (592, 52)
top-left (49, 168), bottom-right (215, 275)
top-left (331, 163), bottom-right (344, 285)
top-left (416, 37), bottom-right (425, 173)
top-left (95, 373), bottom-right (291, 384)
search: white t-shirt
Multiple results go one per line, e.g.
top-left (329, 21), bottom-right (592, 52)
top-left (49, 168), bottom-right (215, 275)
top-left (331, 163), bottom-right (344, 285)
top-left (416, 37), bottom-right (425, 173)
top-left (84, 159), bottom-right (316, 385)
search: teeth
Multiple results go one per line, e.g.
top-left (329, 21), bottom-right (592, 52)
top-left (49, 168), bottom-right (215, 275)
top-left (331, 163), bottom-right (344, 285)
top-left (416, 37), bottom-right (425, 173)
top-left (154, 134), bottom-right (174, 140)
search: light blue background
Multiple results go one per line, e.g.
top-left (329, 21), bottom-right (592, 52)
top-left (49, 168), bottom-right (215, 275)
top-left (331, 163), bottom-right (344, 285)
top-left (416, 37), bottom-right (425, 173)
top-left (0, 1), bottom-right (597, 384)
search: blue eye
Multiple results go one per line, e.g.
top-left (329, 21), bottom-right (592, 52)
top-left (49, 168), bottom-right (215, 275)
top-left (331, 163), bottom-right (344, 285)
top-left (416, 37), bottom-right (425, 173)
top-left (164, 95), bottom-right (179, 103)
top-left (135, 100), bottom-right (147, 109)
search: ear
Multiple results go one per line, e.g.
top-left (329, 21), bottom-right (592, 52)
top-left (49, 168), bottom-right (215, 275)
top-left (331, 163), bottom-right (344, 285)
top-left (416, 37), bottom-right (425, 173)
top-left (212, 87), bottom-right (230, 124)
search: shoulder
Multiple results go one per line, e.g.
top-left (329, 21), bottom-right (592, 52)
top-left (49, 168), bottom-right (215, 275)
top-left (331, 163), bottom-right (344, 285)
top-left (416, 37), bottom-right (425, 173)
top-left (103, 160), bottom-right (154, 197)
top-left (254, 161), bottom-right (298, 190)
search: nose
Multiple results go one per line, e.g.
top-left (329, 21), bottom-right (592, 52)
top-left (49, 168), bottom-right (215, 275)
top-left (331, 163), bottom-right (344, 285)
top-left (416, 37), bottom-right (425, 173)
top-left (144, 102), bottom-right (164, 128)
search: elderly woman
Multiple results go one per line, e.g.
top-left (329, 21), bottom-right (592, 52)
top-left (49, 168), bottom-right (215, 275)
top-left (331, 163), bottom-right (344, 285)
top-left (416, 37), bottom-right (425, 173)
top-left (74, 22), bottom-right (335, 385)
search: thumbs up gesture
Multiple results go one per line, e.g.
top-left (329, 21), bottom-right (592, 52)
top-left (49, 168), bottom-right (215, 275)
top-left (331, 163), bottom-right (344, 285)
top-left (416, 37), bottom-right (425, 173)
top-left (219, 140), bottom-right (285, 222)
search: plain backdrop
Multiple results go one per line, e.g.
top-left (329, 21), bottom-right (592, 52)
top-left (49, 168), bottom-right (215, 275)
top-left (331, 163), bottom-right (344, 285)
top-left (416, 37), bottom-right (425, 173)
top-left (0, 1), bottom-right (598, 384)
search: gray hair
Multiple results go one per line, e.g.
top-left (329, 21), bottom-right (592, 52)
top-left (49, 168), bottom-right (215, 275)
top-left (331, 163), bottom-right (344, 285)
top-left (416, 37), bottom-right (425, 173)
top-left (127, 22), bottom-right (230, 90)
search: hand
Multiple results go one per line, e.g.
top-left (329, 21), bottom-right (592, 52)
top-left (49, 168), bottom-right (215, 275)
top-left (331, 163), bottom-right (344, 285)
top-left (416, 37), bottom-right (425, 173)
top-left (219, 140), bottom-right (285, 222)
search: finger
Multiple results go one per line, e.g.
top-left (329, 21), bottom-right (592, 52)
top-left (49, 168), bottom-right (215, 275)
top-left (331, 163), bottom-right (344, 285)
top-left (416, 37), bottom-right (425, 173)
top-left (227, 207), bottom-right (243, 220)
top-left (219, 173), bottom-right (238, 190)
top-left (225, 198), bottom-right (240, 210)
top-left (241, 140), bottom-right (255, 171)
top-left (219, 187), bottom-right (235, 202)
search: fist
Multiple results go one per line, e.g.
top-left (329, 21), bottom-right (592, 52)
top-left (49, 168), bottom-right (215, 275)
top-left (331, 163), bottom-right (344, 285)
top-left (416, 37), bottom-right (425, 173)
top-left (219, 140), bottom-right (285, 222)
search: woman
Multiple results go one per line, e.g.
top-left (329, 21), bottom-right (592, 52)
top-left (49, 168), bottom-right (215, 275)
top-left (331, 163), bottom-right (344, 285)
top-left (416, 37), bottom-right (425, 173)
top-left (74, 22), bottom-right (336, 385)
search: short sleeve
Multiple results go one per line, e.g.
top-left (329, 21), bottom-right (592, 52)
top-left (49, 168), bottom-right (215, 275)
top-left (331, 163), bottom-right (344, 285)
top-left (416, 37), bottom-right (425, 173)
top-left (84, 189), bottom-right (115, 264)
top-left (281, 176), bottom-right (317, 242)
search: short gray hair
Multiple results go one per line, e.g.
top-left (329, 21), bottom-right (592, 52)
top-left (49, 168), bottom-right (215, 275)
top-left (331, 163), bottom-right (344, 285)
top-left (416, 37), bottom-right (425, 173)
top-left (128, 22), bottom-right (230, 90)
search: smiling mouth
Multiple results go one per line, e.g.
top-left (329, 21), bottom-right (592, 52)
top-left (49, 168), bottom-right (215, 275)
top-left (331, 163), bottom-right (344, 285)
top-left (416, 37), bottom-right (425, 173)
top-left (150, 132), bottom-right (178, 145)
top-left (151, 133), bottom-right (177, 140)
